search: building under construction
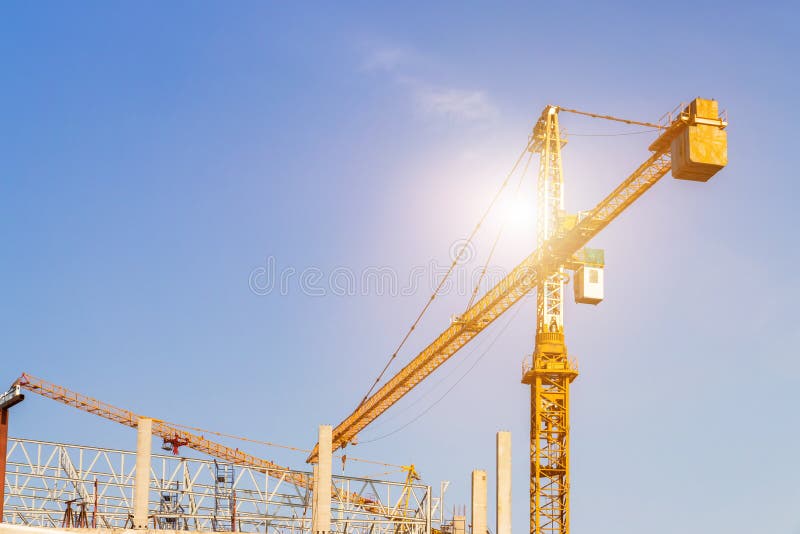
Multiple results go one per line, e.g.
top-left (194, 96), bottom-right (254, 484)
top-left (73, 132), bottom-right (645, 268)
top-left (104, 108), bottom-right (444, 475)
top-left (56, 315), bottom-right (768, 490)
top-left (1, 98), bottom-right (728, 534)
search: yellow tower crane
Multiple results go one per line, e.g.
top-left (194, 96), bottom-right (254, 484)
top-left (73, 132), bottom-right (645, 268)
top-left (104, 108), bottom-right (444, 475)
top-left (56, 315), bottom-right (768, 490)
top-left (309, 98), bottom-right (728, 534)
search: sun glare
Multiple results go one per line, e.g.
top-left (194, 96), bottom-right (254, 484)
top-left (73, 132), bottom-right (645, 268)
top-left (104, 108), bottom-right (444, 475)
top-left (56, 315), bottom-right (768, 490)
top-left (506, 196), bottom-right (536, 229)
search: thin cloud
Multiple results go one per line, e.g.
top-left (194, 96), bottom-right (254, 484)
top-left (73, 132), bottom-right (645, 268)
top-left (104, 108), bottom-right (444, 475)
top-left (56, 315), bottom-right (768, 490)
top-left (362, 45), bottom-right (497, 122)
top-left (413, 86), bottom-right (497, 121)
top-left (361, 47), bottom-right (411, 72)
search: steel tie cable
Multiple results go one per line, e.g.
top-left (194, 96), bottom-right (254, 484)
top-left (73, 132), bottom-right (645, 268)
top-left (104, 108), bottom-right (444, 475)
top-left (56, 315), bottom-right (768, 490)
top-left (354, 136), bottom-right (537, 409)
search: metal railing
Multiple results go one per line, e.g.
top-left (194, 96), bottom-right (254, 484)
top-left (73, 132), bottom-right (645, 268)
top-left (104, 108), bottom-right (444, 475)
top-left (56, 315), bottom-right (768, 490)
top-left (521, 354), bottom-right (579, 377)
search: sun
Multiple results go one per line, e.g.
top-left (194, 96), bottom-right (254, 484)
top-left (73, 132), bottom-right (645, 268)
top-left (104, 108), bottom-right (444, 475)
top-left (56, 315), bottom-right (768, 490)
top-left (506, 196), bottom-right (535, 229)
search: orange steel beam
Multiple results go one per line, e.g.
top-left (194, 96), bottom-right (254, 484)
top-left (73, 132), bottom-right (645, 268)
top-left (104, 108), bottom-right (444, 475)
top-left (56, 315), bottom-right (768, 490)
top-left (308, 133), bottom-right (676, 463)
top-left (15, 373), bottom-right (310, 488)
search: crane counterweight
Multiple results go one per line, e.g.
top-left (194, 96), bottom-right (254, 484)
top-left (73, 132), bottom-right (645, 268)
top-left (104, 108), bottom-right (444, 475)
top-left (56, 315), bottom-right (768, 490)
top-left (650, 98), bottom-right (728, 181)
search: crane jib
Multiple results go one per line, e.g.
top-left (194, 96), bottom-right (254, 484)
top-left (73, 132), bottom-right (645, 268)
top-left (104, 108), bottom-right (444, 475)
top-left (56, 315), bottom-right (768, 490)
top-left (308, 142), bottom-right (678, 463)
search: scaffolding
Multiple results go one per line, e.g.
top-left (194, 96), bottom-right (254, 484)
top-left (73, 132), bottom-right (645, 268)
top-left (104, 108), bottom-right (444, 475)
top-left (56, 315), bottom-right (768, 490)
top-left (159, 480), bottom-right (187, 530)
top-left (213, 461), bottom-right (235, 532)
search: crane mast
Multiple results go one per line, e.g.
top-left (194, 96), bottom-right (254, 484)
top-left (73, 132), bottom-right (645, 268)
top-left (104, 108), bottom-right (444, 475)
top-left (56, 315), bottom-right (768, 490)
top-left (525, 106), bottom-right (574, 534)
top-left (535, 106), bottom-right (566, 335)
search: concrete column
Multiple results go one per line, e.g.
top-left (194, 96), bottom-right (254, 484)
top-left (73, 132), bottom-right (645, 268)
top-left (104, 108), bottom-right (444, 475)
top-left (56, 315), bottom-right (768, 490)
top-left (0, 410), bottom-right (8, 523)
top-left (453, 515), bottom-right (466, 534)
top-left (496, 431), bottom-right (511, 534)
top-left (471, 470), bottom-right (487, 534)
top-left (314, 425), bottom-right (332, 534)
top-left (0, 386), bottom-right (23, 525)
top-left (132, 417), bottom-right (152, 529)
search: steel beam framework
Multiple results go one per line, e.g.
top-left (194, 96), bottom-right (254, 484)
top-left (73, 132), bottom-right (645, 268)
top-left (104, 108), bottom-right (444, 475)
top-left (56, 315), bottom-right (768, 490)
top-left (3, 438), bottom-right (435, 534)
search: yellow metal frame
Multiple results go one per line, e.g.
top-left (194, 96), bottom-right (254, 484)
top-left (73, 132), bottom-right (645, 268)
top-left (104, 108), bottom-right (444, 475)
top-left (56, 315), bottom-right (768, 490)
top-left (527, 106), bottom-right (573, 534)
top-left (522, 331), bottom-right (576, 534)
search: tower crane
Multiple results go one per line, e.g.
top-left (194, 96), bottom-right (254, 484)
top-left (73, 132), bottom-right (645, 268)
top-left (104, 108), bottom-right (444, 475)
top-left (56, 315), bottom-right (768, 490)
top-left (308, 99), bottom-right (728, 534)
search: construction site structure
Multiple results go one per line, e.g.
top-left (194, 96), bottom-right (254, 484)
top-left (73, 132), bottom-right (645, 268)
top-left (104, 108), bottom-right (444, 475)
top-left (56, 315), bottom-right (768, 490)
top-left (212, 461), bottom-right (235, 532)
top-left (0, 378), bottom-right (450, 534)
top-left (2, 435), bottom-right (439, 534)
top-left (2, 99), bottom-right (727, 534)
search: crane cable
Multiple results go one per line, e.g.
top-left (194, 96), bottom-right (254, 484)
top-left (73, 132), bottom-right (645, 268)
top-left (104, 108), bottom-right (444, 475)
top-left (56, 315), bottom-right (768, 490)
top-left (568, 128), bottom-right (660, 137)
top-left (359, 298), bottom-right (525, 444)
top-left (465, 150), bottom-right (534, 311)
top-left (354, 136), bottom-right (536, 410)
top-left (354, 152), bottom-right (531, 433)
top-left (361, 299), bottom-right (499, 432)
top-left (557, 106), bottom-right (664, 130)
top-left (161, 420), bottom-right (404, 468)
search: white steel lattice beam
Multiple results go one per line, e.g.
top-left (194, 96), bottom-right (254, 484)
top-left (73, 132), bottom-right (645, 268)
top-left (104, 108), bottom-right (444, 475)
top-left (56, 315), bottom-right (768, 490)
top-left (3, 438), bottom-right (434, 534)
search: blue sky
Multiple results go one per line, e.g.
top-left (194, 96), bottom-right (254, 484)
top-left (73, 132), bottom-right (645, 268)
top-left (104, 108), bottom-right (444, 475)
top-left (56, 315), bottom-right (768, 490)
top-left (2, 2), bottom-right (799, 533)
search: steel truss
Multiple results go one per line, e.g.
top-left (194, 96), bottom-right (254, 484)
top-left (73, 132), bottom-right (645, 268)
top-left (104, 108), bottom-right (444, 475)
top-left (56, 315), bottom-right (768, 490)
top-left (528, 106), bottom-right (573, 534)
top-left (3, 438), bottom-right (435, 534)
top-left (533, 105), bottom-right (566, 335)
